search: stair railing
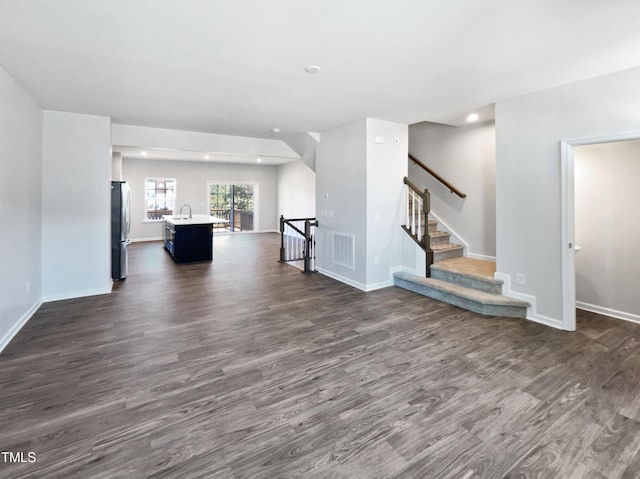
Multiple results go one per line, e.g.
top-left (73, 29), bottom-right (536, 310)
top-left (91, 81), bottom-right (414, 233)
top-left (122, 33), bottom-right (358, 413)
top-left (402, 177), bottom-right (434, 277)
top-left (279, 215), bottom-right (318, 274)
top-left (409, 153), bottom-right (467, 198)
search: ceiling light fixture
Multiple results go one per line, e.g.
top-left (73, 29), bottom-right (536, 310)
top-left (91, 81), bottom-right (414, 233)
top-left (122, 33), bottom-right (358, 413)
top-left (140, 151), bottom-right (147, 156)
top-left (467, 113), bottom-right (479, 122)
top-left (256, 158), bottom-right (262, 163)
top-left (204, 155), bottom-right (210, 159)
top-left (271, 128), bottom-right (281, 134)
top-left (304, 65), bottom-right (322, 74)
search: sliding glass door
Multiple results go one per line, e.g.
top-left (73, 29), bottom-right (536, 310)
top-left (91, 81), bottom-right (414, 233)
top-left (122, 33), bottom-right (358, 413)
top-left (209, 183), bottom-right (255, 231)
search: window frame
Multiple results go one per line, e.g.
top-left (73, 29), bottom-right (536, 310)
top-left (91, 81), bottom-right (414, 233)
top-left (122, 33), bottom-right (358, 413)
top-left (144, 177), bottom-right (177, 221)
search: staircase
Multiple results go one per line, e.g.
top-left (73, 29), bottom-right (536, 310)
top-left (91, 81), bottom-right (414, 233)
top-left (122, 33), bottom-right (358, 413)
top-left (395, 176), bottom-right (529, 318)
top-left (394, 255), bottom-right (530, 318)
top-left (424, 219), bottom-right (465, 262)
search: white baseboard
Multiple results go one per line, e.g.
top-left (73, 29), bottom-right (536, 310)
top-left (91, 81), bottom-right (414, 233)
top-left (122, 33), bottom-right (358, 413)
top-left (495, 272), bottom-right (565, 330)
top-left (468, 253), bottom-right (497, 262)
top-left (577, 301), bottom-right (640, 325)
top-left (214, 229), bottom-right (279, 236)
top-left (0, 300), bottom-right (43, 353)
top-left (365, 279), bottom-right (394, 292)
top-left (317, 266), bottom-right (404, 292)
top-left (42, 286), bottom-right (112, 303)
top-left (130, 237), bottom-right (162, 243)
top-left (317, 267), bottom-right (367, 291)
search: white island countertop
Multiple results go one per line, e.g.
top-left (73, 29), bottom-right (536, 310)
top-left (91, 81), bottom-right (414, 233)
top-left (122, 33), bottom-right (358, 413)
top-left (163, 214), bottom-right (229, 226)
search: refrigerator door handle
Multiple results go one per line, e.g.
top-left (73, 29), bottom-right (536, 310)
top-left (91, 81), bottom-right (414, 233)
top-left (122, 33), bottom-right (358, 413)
top-left (126, 185), bottom-right (132, 235)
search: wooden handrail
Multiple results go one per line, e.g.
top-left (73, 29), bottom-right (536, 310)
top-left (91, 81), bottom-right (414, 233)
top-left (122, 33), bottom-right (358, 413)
top-left (403, 177), bottom-right (424, 196)
top-left (408, 153), bottom-right (467, 198)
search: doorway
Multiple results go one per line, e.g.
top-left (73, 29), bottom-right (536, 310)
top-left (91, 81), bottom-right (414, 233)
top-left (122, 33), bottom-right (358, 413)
top-left (561, 133), bottom-right (640, 330)
top-left (208, 182), bottom-right (257, 232)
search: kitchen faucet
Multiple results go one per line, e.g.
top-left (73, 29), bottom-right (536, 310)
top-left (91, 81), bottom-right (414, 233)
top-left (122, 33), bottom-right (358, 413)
top-left (179, 204), bottom-right (192, 219)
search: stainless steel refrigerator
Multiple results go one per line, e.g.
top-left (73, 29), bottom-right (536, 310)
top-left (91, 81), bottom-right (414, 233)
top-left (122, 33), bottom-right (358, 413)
top-left (111, 181), bottom-right (131, 280)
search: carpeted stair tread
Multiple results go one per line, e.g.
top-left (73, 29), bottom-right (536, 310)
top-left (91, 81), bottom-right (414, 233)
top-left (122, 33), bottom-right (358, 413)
top-left (394, 272), bottom-right (527, 306)
top-left (431, 243), bottom-right (464, 251)
top-left (394, 271), bottom-right (529, 318)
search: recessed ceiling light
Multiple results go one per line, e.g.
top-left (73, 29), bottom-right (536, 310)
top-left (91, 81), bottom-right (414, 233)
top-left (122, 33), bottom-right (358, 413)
top-left (204, 155), bottom-right (210, 159)
top-left (140, 151), bottom-right (147, 156)
top-left (304, 65), bottom-right (322, 74)
top-left (467, 113), bottom-right (479, 122)
top-left (256, 158), bottom-right (262, 163)
top-left (271, 128), bottom-right (281, 134)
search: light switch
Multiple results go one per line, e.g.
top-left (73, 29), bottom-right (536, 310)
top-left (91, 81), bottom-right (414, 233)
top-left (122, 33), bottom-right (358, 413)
top-left (374, 136), bottom-right (384, 144)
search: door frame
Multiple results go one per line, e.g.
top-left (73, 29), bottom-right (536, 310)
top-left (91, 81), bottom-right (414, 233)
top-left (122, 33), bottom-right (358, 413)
top-left (560, 131), bottom-right (640, 330)
top-left (206, 180), bottom-right (260, 232)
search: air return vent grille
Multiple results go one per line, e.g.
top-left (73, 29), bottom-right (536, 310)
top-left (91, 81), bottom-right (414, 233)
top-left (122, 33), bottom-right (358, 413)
top-left (332, 232), bottom-right (355, 269)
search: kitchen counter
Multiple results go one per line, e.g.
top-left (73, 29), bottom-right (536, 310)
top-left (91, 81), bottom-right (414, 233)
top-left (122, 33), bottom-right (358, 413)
top-left (162, 214), bottom-right (229, 226)
top-left (162, 215), bottom-right (228, 264)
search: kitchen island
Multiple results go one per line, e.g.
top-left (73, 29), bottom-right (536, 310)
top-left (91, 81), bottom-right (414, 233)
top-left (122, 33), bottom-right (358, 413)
top-left (163, 214), bottom-right (229, 264)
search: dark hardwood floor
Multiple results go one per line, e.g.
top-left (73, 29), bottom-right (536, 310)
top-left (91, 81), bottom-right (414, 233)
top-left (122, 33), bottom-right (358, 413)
top-left (2, 233), bottom-right (640, 478)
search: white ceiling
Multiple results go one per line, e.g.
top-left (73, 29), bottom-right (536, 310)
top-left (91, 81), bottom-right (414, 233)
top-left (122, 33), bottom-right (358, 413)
top-left (113, 145), bottom-right (297, 166)
top-left (1, 0), bottom-right (640, 139)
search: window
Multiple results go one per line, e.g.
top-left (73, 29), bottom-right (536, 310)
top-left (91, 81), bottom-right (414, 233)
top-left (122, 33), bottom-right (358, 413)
top-left (145, 178), bottom-right (176, 220)
top-left (208, 182), bottom-right (256, 231)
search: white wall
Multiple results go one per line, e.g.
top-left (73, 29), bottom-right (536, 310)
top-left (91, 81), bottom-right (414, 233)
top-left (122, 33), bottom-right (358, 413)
top-left (280, 132), bottom-right (319, 171)
top-left (123, 158), bottom-right (278, 240)
top-left (316, 119), bottom-right (368, 286)
top-left (112, 124), bottom-right (298, 159)
top-left (365, 118), bottom-right (408, 286)
top-left (409, 121), bottom-right (496, 258)
top-left (112, 152), bottom-right (122, 180)
top-left (0, 65), bottom-right (43, 350)
top-left (41, 111), bottom-right (112, 301)
top-left (276, 160), bottom-right (316, 219)
top-left (315, 118), bottom-right (408, 290)
top-left (575, 140), bottom-right (640, 317)
top-left (495, 66), bottom-right (640, 325)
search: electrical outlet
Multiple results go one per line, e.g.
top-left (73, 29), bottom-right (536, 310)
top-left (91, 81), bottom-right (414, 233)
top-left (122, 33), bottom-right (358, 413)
top-left (516, 273), bottom-right (525, 285)
top-left (328, 210), bottom-right (334, 218)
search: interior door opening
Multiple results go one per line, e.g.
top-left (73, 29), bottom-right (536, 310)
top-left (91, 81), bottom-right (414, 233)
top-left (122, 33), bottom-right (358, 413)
top-left (561, 134), bottom-right (640, 330)
top-left (208, 182), bottom-right (256, 232)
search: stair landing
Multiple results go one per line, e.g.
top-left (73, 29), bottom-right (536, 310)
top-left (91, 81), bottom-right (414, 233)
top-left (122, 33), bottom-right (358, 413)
top-left (432, 257), bottom-right (496, 279)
